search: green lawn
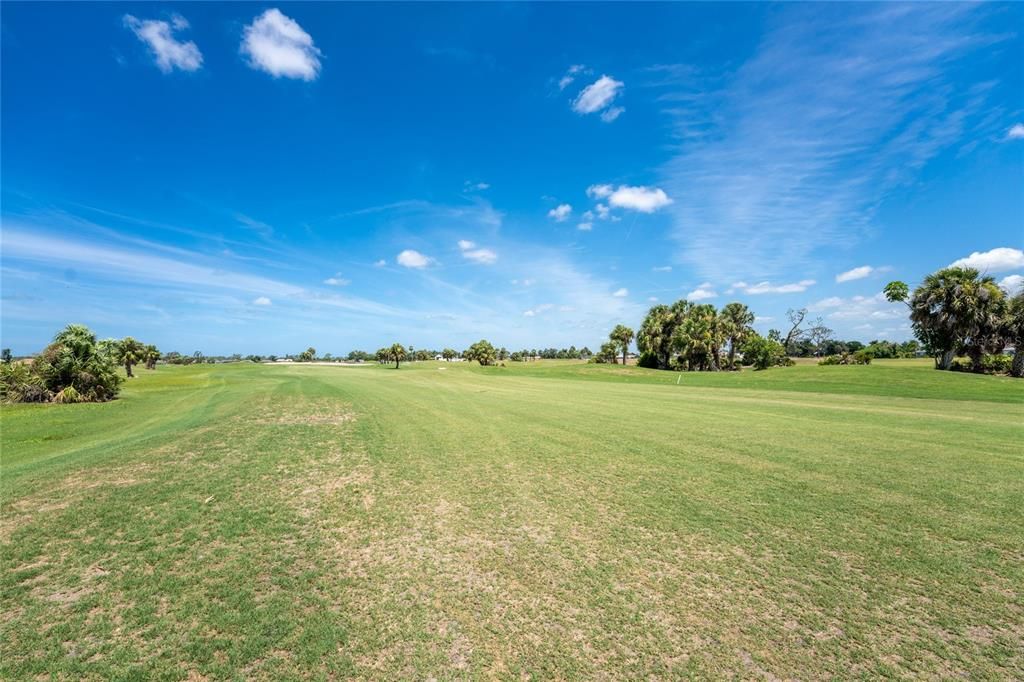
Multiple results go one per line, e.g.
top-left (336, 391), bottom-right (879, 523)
top-left (2, 360), bottom-right (1022, 679)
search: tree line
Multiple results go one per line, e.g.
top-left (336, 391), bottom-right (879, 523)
top-left (885, 266), bottom-right (1023, 376)
top-left (1, 325), bottom-right (160, 403)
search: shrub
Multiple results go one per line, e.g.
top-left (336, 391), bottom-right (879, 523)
top-left (950, 355), bottom-right (1010, 374)
top-left (742, 335), bottom-right (790, 370)
top-left (818, 351), bottom-right (872, 366)
top-left (2, 324), bottom-right (122, 404)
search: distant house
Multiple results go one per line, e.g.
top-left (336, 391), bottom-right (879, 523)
top-left (275, 358), bottom-right (293, 363)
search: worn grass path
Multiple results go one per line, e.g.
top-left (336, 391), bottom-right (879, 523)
top-left (2, 360), bottom-right (1022, 679)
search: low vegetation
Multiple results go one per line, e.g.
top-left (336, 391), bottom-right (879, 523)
top-left (0, 325), bottom-right (159, 404)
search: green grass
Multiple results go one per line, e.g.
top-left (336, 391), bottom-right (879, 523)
top-left (2, 360), bottom-right (1022, 679)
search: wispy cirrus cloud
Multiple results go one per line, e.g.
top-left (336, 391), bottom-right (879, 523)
top-left (658, 4), bottom-right (1008, 281)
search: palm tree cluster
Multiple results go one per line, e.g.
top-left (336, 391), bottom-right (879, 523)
top-left (630, 300), bottom-right (756, 371)
top-left (1, 324), bottom-right (161, 403)
top-left (886, 267), bottom-right (1022, 375)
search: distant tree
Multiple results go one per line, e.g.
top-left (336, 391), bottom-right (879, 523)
top-left (117, 337), bottom-right (145, 377)
top-left (498, 347), bottom-right (509, 362)
top-left (592, 341), bottom-right (619, 364)
top-left (579, 346), bottom-right (592, 359)
top-left (298, 347), bottom-right (317, 362)
top-left (718, 302), bottom-right (755, 369)
top-left (1, 349), bottom-right (11, 364)
top-left (389, 343), bottom-right (406, 369)
top-left (466, 339), bottom-right (497, 366)
top-left (609, 324), bottom-right (635, 366)
top-left (782, 308), bottom-right (808, 351)
top-left (1006, 292), bottom-right (1024, 378)
top-left (143, 344), bottom-right (161, 370)
top-left (442, 348), bottom-right (456, 361)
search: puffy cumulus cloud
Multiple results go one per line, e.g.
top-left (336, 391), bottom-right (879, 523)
top-left (123, 14), bottom-right (203, 73)
top-left (612, 288), bottom-right (629, 297)
top-left (323, 275), bottom-right (350, 286)
top-left (253, 296), bottom-right (272, 306)
top-left (949, 247), bottom-right (1024, 273)
top-left (729, 279), bottom-right (816, 295)
top-left (687, 283), bottom-right (717, 301)
top-left (373, 259), bottom-right (387, 267)
top-left (241, 8), bottom-right (322, 81)
top-left (572, 75), bottom-right (624, 119)
top-left (458, 240), bottom-right (497, 265)
top-left (587, 185), bottom-right (672, 214)
top-left (836, 265), bottom-right (874, 283)
top-left (396, 249), bottom-right (432, 268)
top-left (999, 274), bottom-right (1023, 295)
top-left (547, 203), bottom-right (572, 222)
top-left (1006, 123), bottom-right (1024, 140)
top-left (577, 222), bottom-right (593, 231)
top-left (608, 186), bottom-right (672, 213)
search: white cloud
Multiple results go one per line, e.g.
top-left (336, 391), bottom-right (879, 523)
top-left (396, 249), bottom-right (432, 268)
top-left (587, 184), bottom-right (613, 199)
top-left (323, 276), bottom-right (350, 286)
top-left (730, 279), bottom-right (815, 295)
top-left (652, 266), bottom-right (672, 272)
top-left (577, 222), bottom-right (593, 231)
top-left (949, 247), bottom-right (1024, 273)
top-left (836, 265), bottom-right (874, 283)
top-left (612, 288), bottom-right (629, 297)
top-left (648, 296), bottom-right (659, 302)
top-left (999, 274), bottom-right (1023, 295)
top-left (464, 181), bottom-right (490, 191)
top-left (253, 296), bottom-right (272, 306)
top-left (548, 203), bottom-right (572, 221)
top-left (687, 283), bottom-right (717, 301)
top-left (373, 259), bottom-right (387, 267)
top-left (123, 14), bottom-right (202, 73)
top-left (607, 186), bottom-right (672, 213)
top-left (819, 293), bottom-right (905, 321)
top-left (241, 8), bottom-right (322, 81)
top-left (523, 310), bottom-right (535, 317)
top-left (600, 106), bottom-right (625, 123)
top-left (660, 4), bottom-right (1007, 281)
top-left (1007, 123), bottom-right (1024, 140)
top-left (558, 64), bottom-right (585, 91)
top-left (572, 75), bottom-right (624, 116)
top-left (458, 240), bottom-right (497, 265)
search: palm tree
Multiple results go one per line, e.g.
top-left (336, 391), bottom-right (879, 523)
top-left (144, 344), bottom-right (161, 370)
top-left (719, 302), bottom-right (755, 370)
top-left (1006, 292), bottom-right (1024, 378)
top-left (609, 324), bottom-right (634, 366)
top-left (893, 268), bottom-right (1005, 370)
top-left (389, 343), bottom-right (406, 369)
top-left (118, 337), bottom-right (145, 377)
top-left (673, 304), bottom-right (721, 371)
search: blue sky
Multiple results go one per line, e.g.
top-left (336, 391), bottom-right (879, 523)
top-left (2, 2), bottom-right (1022, 355)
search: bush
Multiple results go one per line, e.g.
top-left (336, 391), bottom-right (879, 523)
top-left (2, 324), bottom-right (122, 404)
top-left (953, 354), bottom-right (1012, 374)
top-left (818, 351), bottom-right (872, 366)
top-left (742, 335), bottom-right (790, 370)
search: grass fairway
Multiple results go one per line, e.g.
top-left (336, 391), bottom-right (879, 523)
top-left (2, 360), bottom-right (1022, 679)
